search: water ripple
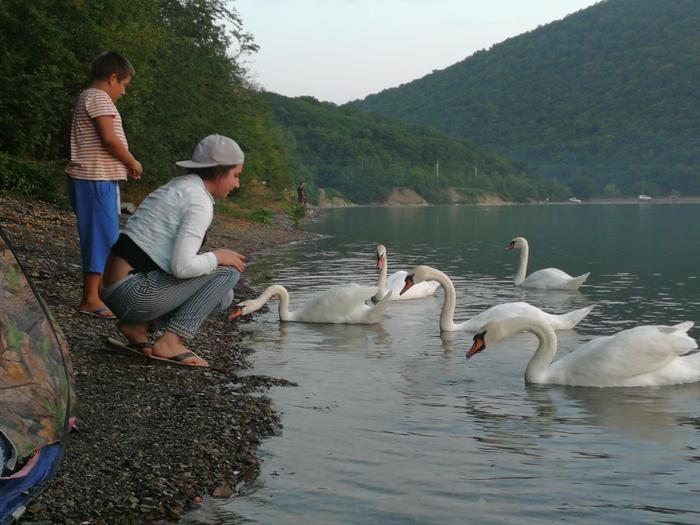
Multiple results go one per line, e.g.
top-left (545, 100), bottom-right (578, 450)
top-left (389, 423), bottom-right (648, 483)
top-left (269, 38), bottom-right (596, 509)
top-left (233, 205), bottom-right (700, 524)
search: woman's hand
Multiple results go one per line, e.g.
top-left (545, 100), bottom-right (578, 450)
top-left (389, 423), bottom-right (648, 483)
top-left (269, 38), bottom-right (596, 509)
top-left (214, 249), bottom-right (247, 272)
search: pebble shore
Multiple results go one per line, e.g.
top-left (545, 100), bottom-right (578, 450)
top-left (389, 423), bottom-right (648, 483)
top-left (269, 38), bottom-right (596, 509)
top-left (0, 196), bottom-right (315, 523)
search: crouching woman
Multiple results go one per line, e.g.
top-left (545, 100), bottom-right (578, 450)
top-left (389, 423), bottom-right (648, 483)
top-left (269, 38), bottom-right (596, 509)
top-left (101, 134), bottom-right (247, 367)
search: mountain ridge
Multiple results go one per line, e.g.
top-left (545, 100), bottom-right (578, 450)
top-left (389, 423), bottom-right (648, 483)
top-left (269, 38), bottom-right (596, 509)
top-left (350, 0), bottom-right (700, 195)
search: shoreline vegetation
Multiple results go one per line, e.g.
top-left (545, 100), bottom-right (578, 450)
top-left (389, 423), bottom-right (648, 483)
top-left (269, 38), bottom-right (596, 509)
top-left (317, 187), bottom-right (700, 208)
top-left (1, 195), bottom-right (316, 524)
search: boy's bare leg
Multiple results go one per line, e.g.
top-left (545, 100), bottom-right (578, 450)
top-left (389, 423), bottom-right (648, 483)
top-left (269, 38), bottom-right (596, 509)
top-left (152, 331), bottom-right (208, 366)
top-left (80, 272), bottom-right (114, 317)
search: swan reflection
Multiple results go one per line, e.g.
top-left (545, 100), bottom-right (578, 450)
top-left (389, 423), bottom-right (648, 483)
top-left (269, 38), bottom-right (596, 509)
top-left (516, 287), bottom-right (588, 311)
top-left (461, 380), bottom-right (700, 451)
top-left (275, 320), bottom-right (391, 354)
top-left (554, 383), bottom-right (700, 444)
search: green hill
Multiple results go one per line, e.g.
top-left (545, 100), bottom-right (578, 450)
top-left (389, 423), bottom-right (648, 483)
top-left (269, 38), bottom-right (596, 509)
top-left (0, 0), bottom-right (561, 208)
top-left (263, 92), bottom-right (570, 204)
top-left (0, 0), bottom-right (291, 207)
top-left (351, 0), bottom-right (700, 196)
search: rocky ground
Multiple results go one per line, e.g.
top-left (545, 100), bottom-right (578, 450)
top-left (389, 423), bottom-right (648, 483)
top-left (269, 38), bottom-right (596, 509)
top-left (0, 195), bottom-right (317, 524)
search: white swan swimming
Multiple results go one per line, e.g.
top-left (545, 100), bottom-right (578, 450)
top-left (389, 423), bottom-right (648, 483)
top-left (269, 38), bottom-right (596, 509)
top-left (401, 265), bottom-right (594, 332)
top-left (229, 284), bottom-right (391, 324)
top-left (506, 236), bottom-right (590, 290)
top-left (372, 244), bottom-right (439, 302)
top-left (467, 316), bottom-right (700, 387)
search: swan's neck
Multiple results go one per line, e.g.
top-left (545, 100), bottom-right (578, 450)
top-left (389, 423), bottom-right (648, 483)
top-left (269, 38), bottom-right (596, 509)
top-left (427, 268), bottom-right (457, 331)
top-left (515, 242), bottom-right (529, 285)
top-left (371, 256), bottom-right (389, 303)
top-left (521, 320), bottom-right (557, 384)
top-left (376, 257), bottom-right (388, 294)
top-left (261, 285), bottom-right (291, 321)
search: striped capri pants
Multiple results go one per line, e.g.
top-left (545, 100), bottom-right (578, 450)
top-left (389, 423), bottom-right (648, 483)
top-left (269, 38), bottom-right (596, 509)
top-left (101, 266), bottom-right (240, 340)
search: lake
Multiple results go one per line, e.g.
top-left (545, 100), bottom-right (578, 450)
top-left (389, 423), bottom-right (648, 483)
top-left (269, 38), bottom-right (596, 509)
top-left (220, 204), bottom-right (700, 524)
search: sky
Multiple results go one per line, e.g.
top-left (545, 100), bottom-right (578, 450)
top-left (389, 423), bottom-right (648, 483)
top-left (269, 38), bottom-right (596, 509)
top-left (234, 0), bottom-right (602, 105)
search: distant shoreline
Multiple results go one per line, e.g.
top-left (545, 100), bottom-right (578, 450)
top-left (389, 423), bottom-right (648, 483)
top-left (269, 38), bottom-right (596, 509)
top-left (318, 196), bottom-right (700, 208)
top-left (581, 196), bottom-right (700, 204)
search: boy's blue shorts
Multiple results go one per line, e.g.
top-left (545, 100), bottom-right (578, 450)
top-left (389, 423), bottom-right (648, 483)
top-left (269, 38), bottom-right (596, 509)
top-left (67, 178), bottom-right (120, 273)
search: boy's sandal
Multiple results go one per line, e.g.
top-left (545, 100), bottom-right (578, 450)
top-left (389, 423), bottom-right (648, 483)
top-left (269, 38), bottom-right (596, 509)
top-left (79, 307), bottom-right (117, 319)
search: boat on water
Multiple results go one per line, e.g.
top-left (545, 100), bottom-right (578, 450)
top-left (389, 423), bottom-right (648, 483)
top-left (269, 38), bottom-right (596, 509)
top-left (638, 194), bottom-right (652, 201)
top-left (568, 197), bottom-right (582, 204)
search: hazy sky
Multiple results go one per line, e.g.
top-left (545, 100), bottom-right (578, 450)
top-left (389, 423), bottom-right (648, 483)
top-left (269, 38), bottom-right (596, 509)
top-left (234, 0), bottom-right (601, 104)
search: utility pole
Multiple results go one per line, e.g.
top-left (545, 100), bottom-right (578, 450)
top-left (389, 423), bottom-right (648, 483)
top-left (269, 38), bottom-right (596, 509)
top-left (435, 159), bottom-right (439, 179)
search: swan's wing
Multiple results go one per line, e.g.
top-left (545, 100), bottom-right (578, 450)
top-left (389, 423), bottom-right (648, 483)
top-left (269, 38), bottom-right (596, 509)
top-left (455, 302), bottom-right (545, 331)
top-left (522, 268), bottom-right (587, 289)
top-left (543, 305), bottom-right (595, 330)
top-left (327, 283), bottom-right (379, 302)
top-left (358, 291), bottom-right (391, 323)
top-left (548, 324), bottom-right (698, 384)
top-left (387, 270), bottom-right (408, 293)
top-left (294, 284), bottom-right (377, 322)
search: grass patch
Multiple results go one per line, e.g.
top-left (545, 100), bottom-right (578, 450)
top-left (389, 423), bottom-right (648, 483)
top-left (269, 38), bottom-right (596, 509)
top-left (215, 203), bottom-right (274, 224)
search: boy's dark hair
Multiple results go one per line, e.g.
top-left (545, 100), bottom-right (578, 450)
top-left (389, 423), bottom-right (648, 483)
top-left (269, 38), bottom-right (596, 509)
top-left (188, 165), bottom-right (236, 180)
top-left (90, 51), bottom-right (135, 81)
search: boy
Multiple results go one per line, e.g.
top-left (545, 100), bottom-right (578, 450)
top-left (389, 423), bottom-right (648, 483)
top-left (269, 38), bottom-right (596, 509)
top-left (66, 51), bottom-right (143, 319)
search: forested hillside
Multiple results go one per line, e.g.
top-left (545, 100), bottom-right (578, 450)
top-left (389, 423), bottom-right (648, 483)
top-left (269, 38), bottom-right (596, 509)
top-left (0, 0), bottom-right (290, 205)
top-left (352, 0), bottom-right (700, 196)
top-left (263, 93), bottom-right (571, 203)
top-left (2, 0), bottom-right (617, 207)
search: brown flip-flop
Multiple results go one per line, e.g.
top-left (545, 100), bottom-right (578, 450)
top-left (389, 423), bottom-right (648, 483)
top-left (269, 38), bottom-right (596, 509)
top-left (105, 337), bottom-right (208, 368)
top-left (79, 307), bottom-right (117, 319)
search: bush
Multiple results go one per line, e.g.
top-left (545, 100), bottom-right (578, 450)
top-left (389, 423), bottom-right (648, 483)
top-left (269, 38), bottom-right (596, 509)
top-left (214, 202), bottom-right (274, 224)
top-left (0, 154), bottom-right (67, 206)
top-left (246, 208), bottom-right (273, 224)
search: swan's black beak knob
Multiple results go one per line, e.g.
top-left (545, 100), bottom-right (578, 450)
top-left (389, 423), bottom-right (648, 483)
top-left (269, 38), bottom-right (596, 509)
top-left (466, 332), bottom-right (486, 359)
top-left (400, 274), bottom-right (414, 295)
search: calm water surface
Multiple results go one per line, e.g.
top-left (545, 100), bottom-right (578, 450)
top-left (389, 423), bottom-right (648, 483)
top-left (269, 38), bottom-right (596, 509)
top-left (225, 204), bottom-right (700, 524)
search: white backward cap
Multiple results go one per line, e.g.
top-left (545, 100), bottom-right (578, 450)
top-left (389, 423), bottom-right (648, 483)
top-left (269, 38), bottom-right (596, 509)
top-left (175, 134), bottom-right (245, 169)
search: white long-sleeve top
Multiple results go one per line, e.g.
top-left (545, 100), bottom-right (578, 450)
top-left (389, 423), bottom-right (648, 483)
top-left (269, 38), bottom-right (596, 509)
top-left (123, 174), bottom-right (218, 278)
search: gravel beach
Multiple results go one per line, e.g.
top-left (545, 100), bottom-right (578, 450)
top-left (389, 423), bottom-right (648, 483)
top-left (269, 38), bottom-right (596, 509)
top-left (0, 195), bottom-right (316, 524)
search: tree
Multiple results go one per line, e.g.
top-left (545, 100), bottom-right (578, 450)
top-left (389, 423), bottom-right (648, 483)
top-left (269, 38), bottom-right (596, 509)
top-left (603, 182), bottom-right (620, 197)
top-left (571, 175), bottom-right (595, 199)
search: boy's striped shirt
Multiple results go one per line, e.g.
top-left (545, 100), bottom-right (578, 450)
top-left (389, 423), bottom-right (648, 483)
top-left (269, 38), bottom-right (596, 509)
top-left (66, 88), bottom-right (128, 181)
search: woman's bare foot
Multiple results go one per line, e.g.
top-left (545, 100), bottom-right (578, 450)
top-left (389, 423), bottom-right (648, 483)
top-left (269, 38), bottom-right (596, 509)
top-left (117, 322), bottom-right (151, 347)
top-left (152, 331), bottom-right (208, 367)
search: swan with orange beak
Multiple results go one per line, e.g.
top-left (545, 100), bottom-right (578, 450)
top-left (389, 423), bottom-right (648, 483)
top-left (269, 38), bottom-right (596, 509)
top-left (372, 244), bottom-right (439, 302)
top-left (229, 282), bottom-right (390, 324)
top-left (401, 265), bottom-right (594, 332)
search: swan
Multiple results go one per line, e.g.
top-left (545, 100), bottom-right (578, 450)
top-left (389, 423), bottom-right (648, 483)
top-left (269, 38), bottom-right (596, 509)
top-left (506, 236), bottom-right (590, 290)
top-left (372, 244), bottom-right (439, 302)
top-left (229, 284), bottom-right (391, 324)
top-left (401, 265), bottom-right (594, 332)
top-left (467, 316), bottom-right (700, 387)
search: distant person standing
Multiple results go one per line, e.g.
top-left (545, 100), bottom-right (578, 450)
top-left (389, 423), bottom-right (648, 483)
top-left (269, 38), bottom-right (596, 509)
top-left (66, 51), bottom-right (143, 319)
top-left (297, 181), bottom-right (307, 205)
